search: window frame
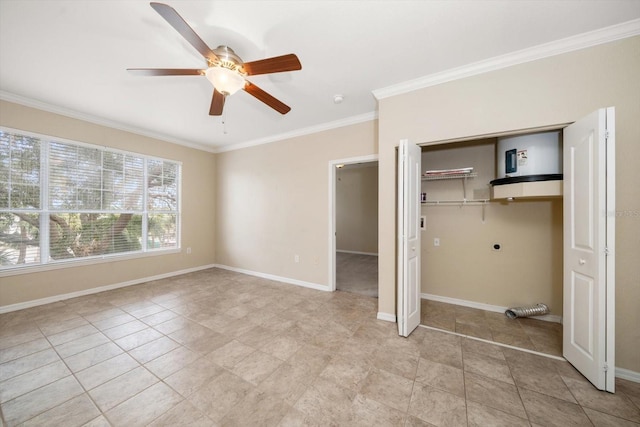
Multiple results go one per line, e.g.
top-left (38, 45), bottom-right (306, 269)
top-left (0, 126), bottom-right (182, 276)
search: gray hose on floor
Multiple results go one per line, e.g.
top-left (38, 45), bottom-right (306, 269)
top-left (505, 303), bottom-right (550, 319)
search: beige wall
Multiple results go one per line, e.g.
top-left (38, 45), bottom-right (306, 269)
top-left (0, 100), bottom-right (217, 308)
top-left (378, 36), bottom-right (640, 372)
top-left (1, 37), bottom-right (637, 374)
top-left (420, 141), bottom-right (563, 314)
top-left (215, 120), bottom-right (377, 286)
top-left (336, 165), bottom-right (379, 254)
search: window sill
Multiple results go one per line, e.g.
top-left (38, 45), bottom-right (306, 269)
top-left (0, 248), bottom-right (182, 278)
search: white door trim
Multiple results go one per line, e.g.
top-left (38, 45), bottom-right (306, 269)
top-left (328, 154), bottom-right (379, 291)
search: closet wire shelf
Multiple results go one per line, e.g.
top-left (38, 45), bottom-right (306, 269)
top-left (421, 171), bottom-right (478, 201)
top-left (421, 172), bottom-right (477, 181)
top-left (421, 171), bottom-right (489, 221)
top-left (421, 199), bottom-right (490, 222)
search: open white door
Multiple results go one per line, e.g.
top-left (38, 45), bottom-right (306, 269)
top-left (563, 107), bottom-right (615, 392)
top-left (397, 139), bottom-right (421, 337)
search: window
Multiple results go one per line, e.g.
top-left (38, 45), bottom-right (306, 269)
top-left (0, 128), bottom-right (180, 271)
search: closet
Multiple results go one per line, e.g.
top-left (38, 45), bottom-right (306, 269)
top-left (419, 136), bottom-right (563, 320)
top-left (399, 107), bottom-right (616, 391)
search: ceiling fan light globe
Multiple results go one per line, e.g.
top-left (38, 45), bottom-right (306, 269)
top-left (205, 67), bottom-right (245, 95)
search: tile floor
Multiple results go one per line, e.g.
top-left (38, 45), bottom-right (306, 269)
top-left (336, 253), bottom-right (562, 357)
top-left (0, 268), bottom-right (639, 426)
top-left (421, 299), bottom-right (563, 357)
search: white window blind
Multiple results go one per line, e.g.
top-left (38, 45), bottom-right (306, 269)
top-left (0, 132), bottom-right (41, 266)
top-left (146, 159), bottom-right (178, 250)
top-left (0, 128), bottom-right (181, 271)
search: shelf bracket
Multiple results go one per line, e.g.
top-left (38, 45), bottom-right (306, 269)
top-left (462, 176), bottom-right (468, 200)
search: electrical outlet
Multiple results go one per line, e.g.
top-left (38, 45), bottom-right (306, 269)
top-left (294, 254), bottom-right (300, 263)
top-left (434, 238), bottom-right (440, 247)
top-left (186, 247), bottom-right (192, 254)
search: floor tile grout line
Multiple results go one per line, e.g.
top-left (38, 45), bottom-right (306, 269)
top-left (507, 349), bottom-right (536, 425)
top-left (0, 344), bottom-right (56, 383)
top-left (51, 306), bottom-right (172, 422)
top-left (559, 373), bottom-right (640, 425)
top-left (5, 373), bottom-right (87, 426)
top-left (460, 335), bottom-right (540, 425)
top-left (0, 357), bottom-right (70, 405)
top-left (419, 324), bottom-right (565, 361)
top-left (458, 336), bottom-right (532, 425)
top-left (460, 324), bottom-right (596, 423)
top-left (460, 340), bottom-right (470, 426)
top-left (502, 334), bottom-right (530, 424)
top-left (404, 358), bottom-right (419, 423)
top-left (62, 329), bottom-right (140, 425)
top-left (420, 315), bottom-right (605, 423)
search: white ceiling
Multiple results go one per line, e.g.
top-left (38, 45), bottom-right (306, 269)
top-left (1, 1), bottom-right (639, 152)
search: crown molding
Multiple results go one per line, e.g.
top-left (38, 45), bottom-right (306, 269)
top-left (1, 89), bottom-right (377, 155)
top-left (373, 18), bottom-right (640, 100)
top-left (214, 111), bottom-right (378, 153)
top-left (0, 91), bottom-right (217, 153)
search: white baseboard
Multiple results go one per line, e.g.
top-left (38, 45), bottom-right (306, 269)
top-left (421, 293), bottom-right (562, 324)
top-left (336, 250), bottom-right (378, 256)
top-left (213, 264), bottom-right (331, 292)
top-left (377, 312), bottom-right (396, 322)
top-left (616, 367), bottom-right (640, 383)
top-left (0, 264), bottom-right (218, 314)
top-left (1, 263), bottom-right (329, 314)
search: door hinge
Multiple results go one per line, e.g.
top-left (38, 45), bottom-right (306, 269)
top-left (605, 247), bottom-right (610, 256)
top-left (603, 363), bottom-right (609, 372)
top-left (604, 130), bottom-right (610, 140)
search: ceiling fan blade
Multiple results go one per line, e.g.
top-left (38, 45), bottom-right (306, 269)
top-left (209, 89), bottom-right (225, 116)
top-left (242, 54), bottom-right (302, 76)
top-left (244, 81), bottom-right (291, 114)
top-left (150, 2), bottom-right (218, 63)
top-left (127, 68), bottom-right (204, 76)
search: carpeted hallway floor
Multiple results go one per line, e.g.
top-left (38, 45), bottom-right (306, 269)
top-left (336, 252), bottom-right (378, 298)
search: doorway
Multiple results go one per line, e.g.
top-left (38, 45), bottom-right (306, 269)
top-left (328, 155), bottom-right (378, 296)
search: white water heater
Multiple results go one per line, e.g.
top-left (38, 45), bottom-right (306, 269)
top-left (492, 131), bottom-right (562, 186)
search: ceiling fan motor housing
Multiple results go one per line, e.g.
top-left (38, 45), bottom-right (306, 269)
top-left (211, 45), bottom-right (245, 74)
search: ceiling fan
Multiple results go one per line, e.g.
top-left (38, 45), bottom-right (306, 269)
top-left (128, 2), bottom-right (302, 116)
